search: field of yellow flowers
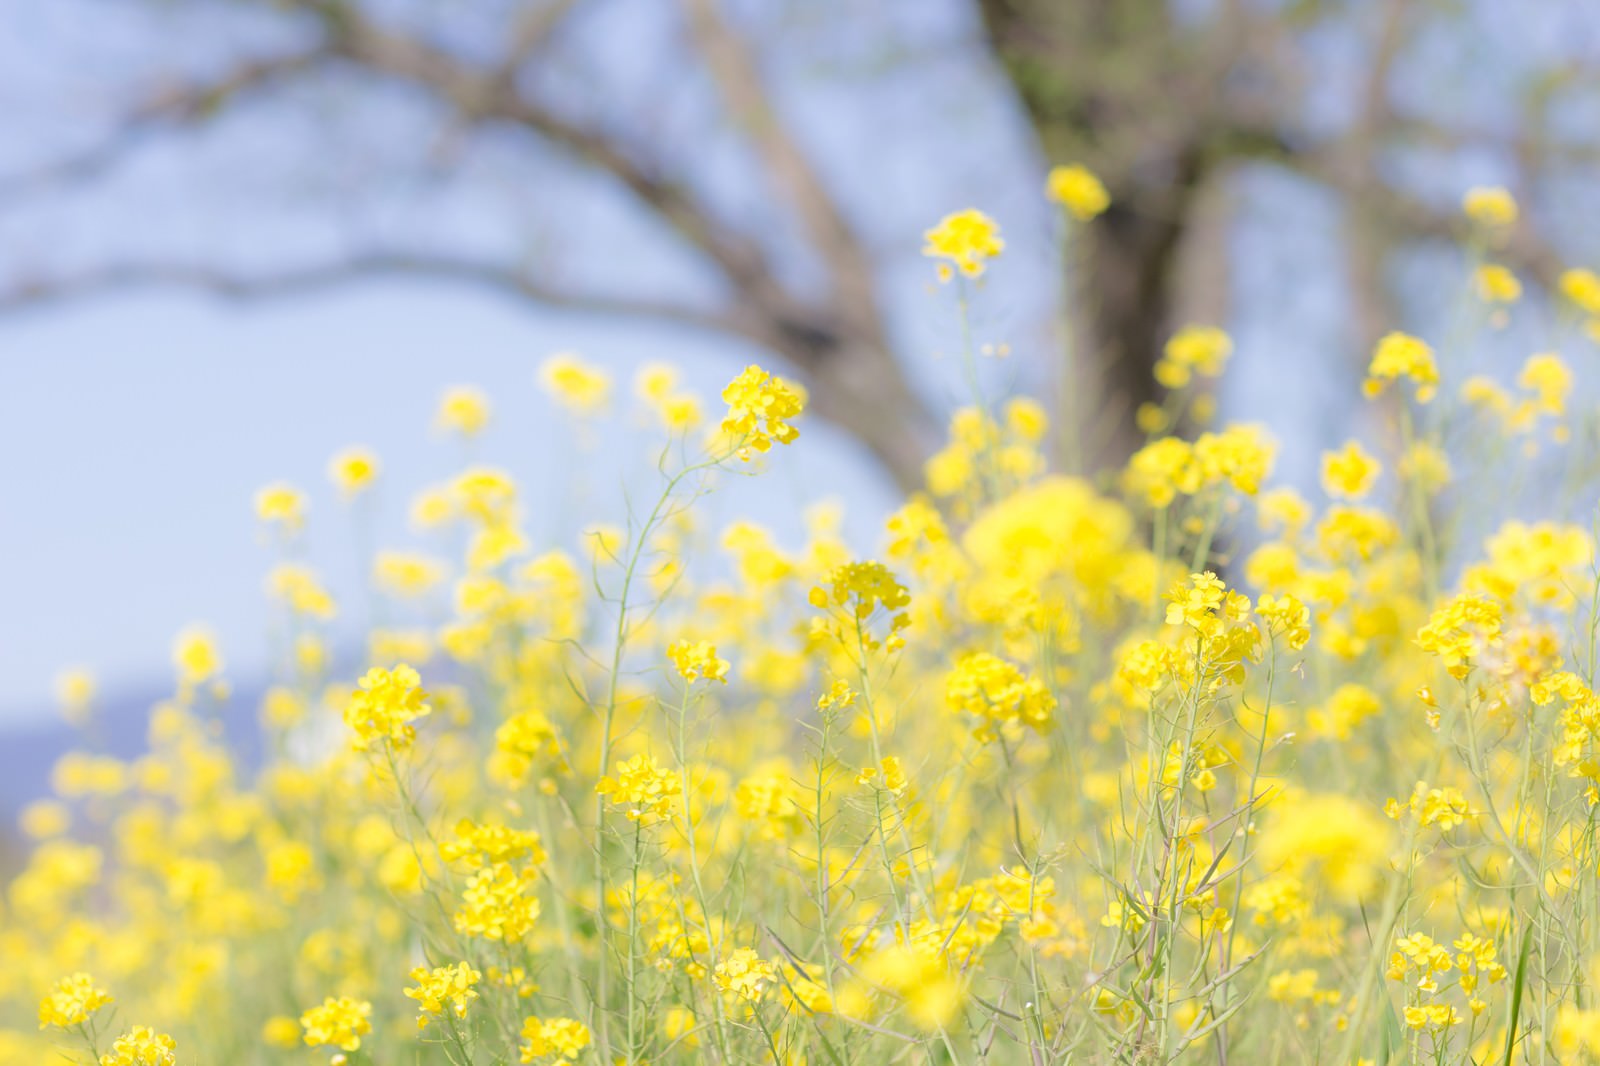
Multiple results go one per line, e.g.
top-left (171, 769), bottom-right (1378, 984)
top-left (8, 174), bottom-right (1600, 1065)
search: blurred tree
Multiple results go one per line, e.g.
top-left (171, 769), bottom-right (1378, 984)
top-left (0, 0), bottom-right (1594, 484)
top-left (980, 0), bottom-right (1593, 463)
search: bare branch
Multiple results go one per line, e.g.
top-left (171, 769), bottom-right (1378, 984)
top-left (496, 0), bottom-right (584, 84)
top-left (0, 253), bottom-right (758, 336)
top-left (0, 52), bottom-right (325, 199)
top-left (677, 0), bottom-right (883, 339)
top-left (316, 9), bottom-right (788, 310)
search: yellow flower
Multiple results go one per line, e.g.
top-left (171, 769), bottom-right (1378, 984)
top-left (300, 996), bottom-right (372, 1052)
top-left (1416, 594), bottom-right (1502, 679)
top-left (1158, 325), bottom-right (1232, 388)
top-left (667, 640), bottom-right (730, 684)
top-left (720, 365), bottom-right (806, 460)
top-left (1462, 185), bottom-right (1517, 228)
top-left (1320, 440), bottom-right (1382, 500)
top-left (254, 481), bottom-right (306, 531)
top-left (1474, 264), bottom-right (1521, 304)
top-left (713, 948), bottom-right (775, 1003)
top-left (38, 973), bottom-right (113, 1029)
top-left (519, 1016), bottom-right (591, 1061)
top-left (945, 651), bottom-right (1056, 738)
top-left (343, 663), bottom-right (431, 752)
top-left (1363, 331), bottom-right (1438, 403)
top-left (1518, 352), bottom-right (1571, 416)
top-left (54, 667), bottom-right (95, 726)
top-left (539, 352), bottom-right (612, 414)
top-left (1560, 268), bottom-right (1600, 316)
top-left (261, 1016), bottom-right (301, 1048)
top-left (98, 1026), bottom-right (176, 1066)
top-left (596, 753), bottom-right (680, 823)
top-left (172, 625), bottom-right (222, 685)
top-left (404, 961), bottom-right (481, 1028)
top-left (1256, 593), bottom-right (1311, 651)
top-left (436, 384), bottom-right (491, 437)
top-left (1046, 164), bottom-right (1110, 221)
top-left (635, 362), bottom-right (704, 432)
top-left (923, 208), bottom-right (1004, 278)
top-left (852, 946), bottom-right (963, 1030)
top-left (328, 445), bottom-right (381, 497)
top-left (454, 863), bottom-right (542, 941)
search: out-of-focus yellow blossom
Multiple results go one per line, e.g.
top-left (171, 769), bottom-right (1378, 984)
top-left (1462, 185), bottom-right (1517, 228)
top-left (667, 640), bottom-right (729, 684)
top-left (436, 384), bottom-right (491, 436)
top-left (266, 563), bottom-right (336, 619)
top-left (261, 1017), bottom-right (301, 1048)
top-left (1559, 267), bottom-right (1600, 316)
top-left (1157, 325), bottom-right (1232, 388)
top-left (1363, 331), bottom-right (1438, 403)
top-left (1321, 440), bottom-right (1382, 500)
top-left (713, 948), bottom-right (774, 1003)
top-left (19, 800), bottom-right (70, 839)
top-left (300, 996), bottom-right (372, 1052)
top-left (945, 651), bottom-right (1056, 739)
top-left (328, 444), bottom-right (380, 497)
top-left (842, 946), bottom-right (963, 1030)
top-left (38, 973), bottom-right (112, 1029)
top-left (923, 208), bottom-right (1004, 279)
top-left (539, 352), bottom-right (612, 415)
top-left (1399, 440), bottom-right (1452, 494)
top-left (1518, 352), bottom-right (1571, 416)
top-left (99, 1026), bottom-right (176, 1066)
top-left (1474, 263), bottom-right (1521, 304)
top-left (1046, 164), bottom-right (1110, 221)
top-left (54, 667), bottom-right (95, 726)
top-left (171, 625), bottom-right (222, 686)
top-left (373, 550), bottom-right (446, 598)
top-left (518, 1016), bottom-right (591, 1061)
top-left (634, 362), bottom-right (704, 432)
top-left (253, 481), bottom-right (305, 531)
top-left (1416, 594), bottom-right (1502, 679)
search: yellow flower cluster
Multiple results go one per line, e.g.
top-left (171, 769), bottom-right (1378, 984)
top-left (945, 651), bottom-right (1056, 739)
top-left (300, 995), bottom-right (373, 1052)
top-left (99, 1026), bottom-right (177, 1066)
top-left (343, 663), bottom-right (432, 752)
top-left (1046, 163), bottom-right (1110, 221)
top-left (37, 972), bottom-right (112, 1029)
top-left (404, 961), bottom-right (480, 1028)
top-left (539, 352), bottom-right (612, 415)
top-left (596, 753), bottom-right (679, 824)
top-left (719, 364), bottom-right (806, 460)
top-left (519, 1015), bottom-right (591, 1061)
top-left (1125, 423), bottom-right (1275, 506)
top-left (15, 216), bottom-right (1600, 1066)
top-left (667, 640), bottom-right (729, 684)
top-left (1364, 331), bottom-right (1439, 403)
top-left (922, 207), bottom-right (1005, 278)
top-left (1156, 324), bottom-right (1232, 388)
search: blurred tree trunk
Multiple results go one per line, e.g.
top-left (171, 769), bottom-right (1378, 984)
top-left (978, 0), bottom-right (1246, 469)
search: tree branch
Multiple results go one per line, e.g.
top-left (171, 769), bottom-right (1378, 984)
top-left (0, 51), bottom-right (325, 199)
top-left (676, 0), bottom-right (883, 340)
top-left (315, 7), bottom-right (788, 310)
top-left (0, 253), bottom-right (759, 336)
